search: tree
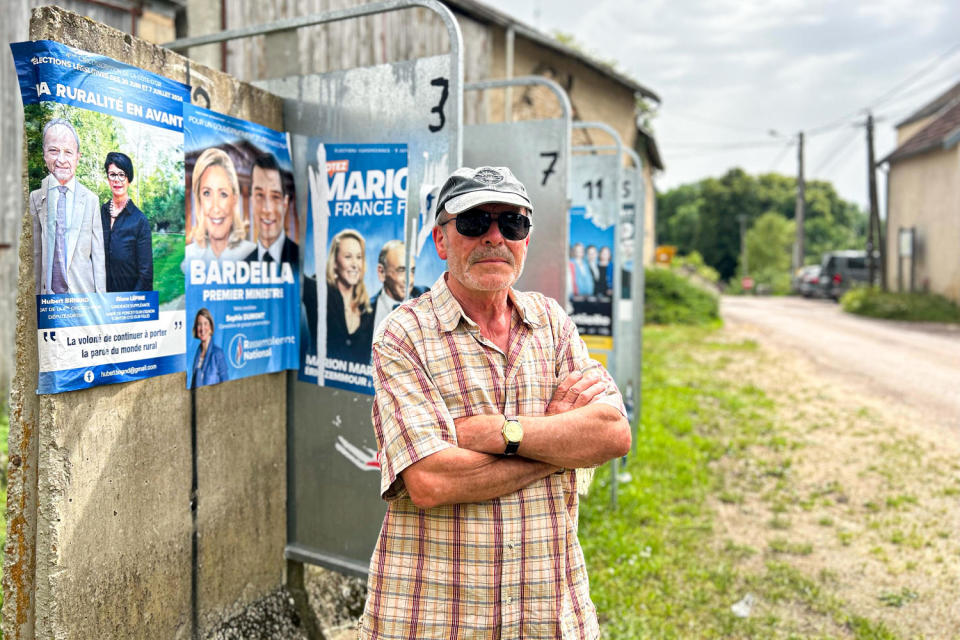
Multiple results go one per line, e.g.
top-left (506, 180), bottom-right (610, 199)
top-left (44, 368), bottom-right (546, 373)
top-left (656, 168), bottom-right (867, 281)
top-left (744, 211), bottom-right (795, 293)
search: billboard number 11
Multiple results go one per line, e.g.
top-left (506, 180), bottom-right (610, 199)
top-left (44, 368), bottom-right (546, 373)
top-left (583, 178), bottom-right (603, 200)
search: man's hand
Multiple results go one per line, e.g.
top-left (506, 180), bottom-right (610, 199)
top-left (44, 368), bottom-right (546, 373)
top-left (545, 370), bottom-right (607, 415)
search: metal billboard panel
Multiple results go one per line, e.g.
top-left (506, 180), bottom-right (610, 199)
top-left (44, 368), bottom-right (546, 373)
top-left (464, 119), bottom-right (569, 303)
top-left (570, 154), bottom-right (621, 229)
top-left (255, 54), bottom-right (461, 577)
top-left (617, 164), bottom-right (641, 429)
top-left (257, 54), bottom-right (458, 230)
top-left (570, 153), bottom-right (621, 377)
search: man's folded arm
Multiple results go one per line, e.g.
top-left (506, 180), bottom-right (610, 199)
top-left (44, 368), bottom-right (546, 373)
top-left (400, 448), bottom-right (559, 509)
top-left (373, 330), bottom-right (558, 510)
top-left (455, 404), bottom-right (630, 469)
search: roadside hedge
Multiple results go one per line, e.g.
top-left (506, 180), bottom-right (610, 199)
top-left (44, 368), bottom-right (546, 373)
top-left (841, 287), bottom-right (960, 323)
top-left (644, 267), bottom-right (719, 325)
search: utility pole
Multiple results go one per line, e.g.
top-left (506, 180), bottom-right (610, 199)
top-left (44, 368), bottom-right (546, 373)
top-left (866, 112), bottom-right (885, 289)
top-left (737, 214), bottom-right (748, 276)
top-left (794, 131), bottom-right (805, 273)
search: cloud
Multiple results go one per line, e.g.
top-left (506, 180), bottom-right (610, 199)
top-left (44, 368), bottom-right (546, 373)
top-left (482, 0), bottom-right (960, 207)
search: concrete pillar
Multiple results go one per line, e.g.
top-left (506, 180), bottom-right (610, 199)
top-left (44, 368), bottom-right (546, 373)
top-left (0, 0), bottom-right (29, 397)
top-left (4, 7), bottom-right (287, 639)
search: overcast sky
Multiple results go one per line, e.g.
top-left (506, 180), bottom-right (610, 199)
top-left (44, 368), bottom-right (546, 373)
top-left (482, 0), bottom-right (960, 210)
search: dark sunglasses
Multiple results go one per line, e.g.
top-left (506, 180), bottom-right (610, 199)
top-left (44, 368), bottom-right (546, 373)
top-left (438, 208), bottom-right (532, 241)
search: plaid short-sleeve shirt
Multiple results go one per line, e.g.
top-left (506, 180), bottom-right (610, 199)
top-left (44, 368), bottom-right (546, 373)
top-left (360, 274), bottom-right (625, 640)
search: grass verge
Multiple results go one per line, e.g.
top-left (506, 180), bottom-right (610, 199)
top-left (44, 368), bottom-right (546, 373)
top-left (580, 325), bottom-right (903, 639)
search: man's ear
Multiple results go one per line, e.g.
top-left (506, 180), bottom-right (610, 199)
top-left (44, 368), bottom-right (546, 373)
top-left (377, 263), bottom-right (386, 282)
top-left (432, 225), bottom-right (448, 260)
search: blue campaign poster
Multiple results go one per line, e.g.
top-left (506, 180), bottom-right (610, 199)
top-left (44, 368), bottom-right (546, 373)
top-left (183, 105), bottom-right (299, 388)
top-left (11, 40), bottom-right (189, 394)
top-left (412, 182), bottom-right (446, 293)
top-left (299, 142), bottom-right (408, 395)
top-left (568, 205), bottom-right (616, 338)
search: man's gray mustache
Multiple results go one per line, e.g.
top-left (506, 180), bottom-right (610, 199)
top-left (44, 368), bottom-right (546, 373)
top-left (468, 248), bottom-right (514, 265)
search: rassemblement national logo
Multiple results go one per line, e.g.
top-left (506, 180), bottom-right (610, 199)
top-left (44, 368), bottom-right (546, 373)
top-left (228, 333), bottom-right (247, 369)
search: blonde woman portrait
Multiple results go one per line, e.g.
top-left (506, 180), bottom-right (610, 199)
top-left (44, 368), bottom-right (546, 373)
top-left (325, 228), bottom-right (375, 363)
top-left (185, 147), bottom-right (255, 264)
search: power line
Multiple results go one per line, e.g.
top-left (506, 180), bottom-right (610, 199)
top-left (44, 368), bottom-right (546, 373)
top-left (811, 126), bottom-right (861, 175)
top-left (869, 69), bottom-right (960, 114)
top-left (665, 109), bottom-right (769, 134)
top-left (869, 41), bottom-right (960, 109)
top-left (802, 39), bottom-right (960, 136)
top-left (662, 139), bottom-right (784, 150)
top-left (768, 141), bottom-right (794, 172)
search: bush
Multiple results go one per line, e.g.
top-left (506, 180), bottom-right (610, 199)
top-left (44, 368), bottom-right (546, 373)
top-left (841, 288), bottom-right (960, 323)
top-left (670, 251), bottom-right (720, 284)
top-left (645, 267), bottom-right (720, 325)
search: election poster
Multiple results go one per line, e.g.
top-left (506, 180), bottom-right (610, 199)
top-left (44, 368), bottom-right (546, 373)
top-left (12, 40), bottom-right (189, 394)
top-left (299, 143), bottom-right (408, 395)
top-left (411, 181), bottom-right (446, 293)
top-left (568, 205), bottom-right (616, 363)
top-left (183, 104), bottom-right (299, 388)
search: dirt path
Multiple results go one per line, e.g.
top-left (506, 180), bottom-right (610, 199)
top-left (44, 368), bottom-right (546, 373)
top-left (715, 298), bottom-right (960, 638)
top-left (722, 295), bottom-right (960, 432)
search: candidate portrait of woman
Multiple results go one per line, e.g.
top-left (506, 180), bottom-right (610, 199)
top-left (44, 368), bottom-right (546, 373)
top-left (100, 152), bottom-right (153, 292)
top-left (191, 307), bottom-right (228, 388)
top-left (325, 229), bottom-right (374, 363)
top-left (186, 148), bottom-right (255, 263)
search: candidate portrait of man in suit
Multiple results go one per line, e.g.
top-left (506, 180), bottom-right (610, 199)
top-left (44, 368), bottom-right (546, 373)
top-left (244, 152), bottom-right (299, 265)
top-left (371, 240), bottom-right (425, 332)
top-left (31, 118), bottom-right (106, 295)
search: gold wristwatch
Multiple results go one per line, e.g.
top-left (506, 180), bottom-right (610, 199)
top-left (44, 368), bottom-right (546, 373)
top-left (501, 416), bottom-right (523, 456)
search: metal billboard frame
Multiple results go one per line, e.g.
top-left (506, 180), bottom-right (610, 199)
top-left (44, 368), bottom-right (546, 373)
top-left (571, 122), bottom-right (623, 506)
top-left (462, 76), bottom-right (572, 303)
top-left (169, 0), bottom-right (464, 578)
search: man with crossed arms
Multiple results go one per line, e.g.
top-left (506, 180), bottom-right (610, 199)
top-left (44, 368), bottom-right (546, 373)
top-left (361, 166), bottom-right (631, 639)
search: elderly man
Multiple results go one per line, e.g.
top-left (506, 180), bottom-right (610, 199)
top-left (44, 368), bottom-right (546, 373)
top-left (244, 152), bottom-right (298, 265)
top-left (361, 166), bottom-right (631, 639)
top-left (30, 118), bottom-right (105, 294)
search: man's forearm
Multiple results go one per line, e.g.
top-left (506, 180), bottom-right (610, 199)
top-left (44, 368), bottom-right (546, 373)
top-left (400, 446), bottom-right (559, 509)
top-left (456, 404), bottom-right (631, 468)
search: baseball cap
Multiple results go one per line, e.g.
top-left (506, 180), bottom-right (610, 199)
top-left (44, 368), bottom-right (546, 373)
top-left (435, 166), bottom-right (533, 221)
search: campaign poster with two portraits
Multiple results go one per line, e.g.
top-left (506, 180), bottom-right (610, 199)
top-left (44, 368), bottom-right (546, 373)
top-left (12, 40), bottom-right (189, 394)
top-left (298, 143), bottom-right (408, 395)
top-left (568, 205), bottom-right (616, 344)
top-left (183, 105), bottom-right (300, 389)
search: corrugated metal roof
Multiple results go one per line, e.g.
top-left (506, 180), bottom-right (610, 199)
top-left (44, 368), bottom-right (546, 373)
top-left (442, 0), bottom-right (661, 103)
top-left (883, 96), bottom-right (960, 164)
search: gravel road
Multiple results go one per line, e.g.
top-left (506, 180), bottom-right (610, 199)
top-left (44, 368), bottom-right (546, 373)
top-left (721, 296), bottom-right (960, 432)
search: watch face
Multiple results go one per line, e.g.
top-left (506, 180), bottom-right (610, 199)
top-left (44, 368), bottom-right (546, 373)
top-left (504, 420), bottom-right (523, 442)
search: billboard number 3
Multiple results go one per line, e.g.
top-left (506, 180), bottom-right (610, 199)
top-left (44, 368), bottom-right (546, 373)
top-left (429, 77), bottom-right (449, 132)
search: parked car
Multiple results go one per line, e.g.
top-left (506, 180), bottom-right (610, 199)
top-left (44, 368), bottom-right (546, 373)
top-left (793, 264), bottom-right (823, 298)
top-left (819, 250), bottom-right (869, 300)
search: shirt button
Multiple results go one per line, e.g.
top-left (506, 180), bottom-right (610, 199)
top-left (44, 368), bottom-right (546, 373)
top-left (505, 596), bottom-right (514, 605)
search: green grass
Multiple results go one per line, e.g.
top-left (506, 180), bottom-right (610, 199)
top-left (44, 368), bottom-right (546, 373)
top-left (152, 232), bottom-right (185, 306)
top-left (644, 267), bottom-right (720, 325)
top-left (579, 324), bottom-right (902, 638)
top-left (841, 287), bottom-right (960, 323)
